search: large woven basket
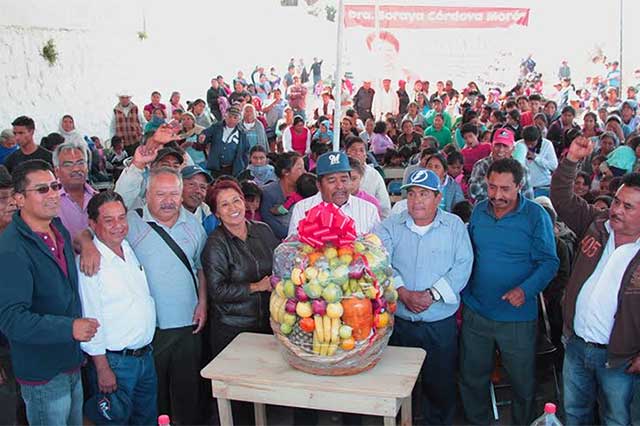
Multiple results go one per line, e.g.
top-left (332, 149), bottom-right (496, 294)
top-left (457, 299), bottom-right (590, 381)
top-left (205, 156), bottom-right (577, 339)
top-left (270, 318), bottom-right (393, 376)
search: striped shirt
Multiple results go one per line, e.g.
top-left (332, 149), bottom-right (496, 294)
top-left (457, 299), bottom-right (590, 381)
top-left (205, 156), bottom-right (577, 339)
top-left (287, 192), bottom-right (380, 237)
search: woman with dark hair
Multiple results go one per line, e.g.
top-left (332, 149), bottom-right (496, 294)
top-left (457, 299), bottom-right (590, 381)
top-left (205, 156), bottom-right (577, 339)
top-left (282, 116), bottom-right (311, 155)
top-left (201, 179), bottom-right (278, 425)
top-left (40, 132), bottom-right (65, 151)
top-left (424, 153), bottom-right (465, 212)
top-left (258, 152), bottom-right (305, 239)
top-left (582, 112), bottom-right (602, 140)
top-left (369, 120), bottom-right (395, 160)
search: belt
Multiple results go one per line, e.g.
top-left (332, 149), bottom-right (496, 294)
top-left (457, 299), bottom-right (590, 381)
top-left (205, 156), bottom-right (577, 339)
top-left (107, 344), bottom-right (152, 357)
top-left (577, 336), bottom-right (608, 350)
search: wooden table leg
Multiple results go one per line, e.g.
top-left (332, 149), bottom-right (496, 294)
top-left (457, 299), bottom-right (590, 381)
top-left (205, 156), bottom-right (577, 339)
top-left (254, 402), bottom-right (267, 426)
top-left (217, 397), bottom-right (234, 426)
top-left (384, 416), bottom-right (396, 426)
top-left (400, 396), bottom-right (412, 426)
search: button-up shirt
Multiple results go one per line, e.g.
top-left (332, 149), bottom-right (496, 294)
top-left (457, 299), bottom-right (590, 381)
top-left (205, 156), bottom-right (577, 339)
top-left (127, 206), bottom-right (206, 329)
top-left (360, 164), bottom-right (391, 218)
top-left (375, 210), bottom-right (473, 322)
top-left (58, 183), bottom-right (98, 239)
top-left (574, 221), bottom-right (640, 344)
top-left (288, 192), bottom-right (380, 237)
top-left (78, 239), bottom-right (156, 355)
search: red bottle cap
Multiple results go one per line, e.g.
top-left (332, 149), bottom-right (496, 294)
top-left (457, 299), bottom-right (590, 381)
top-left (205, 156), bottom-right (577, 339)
top-left (544, 403), bottom-right (556, 414)
top-left (158, 414), bottom-right (171, 425)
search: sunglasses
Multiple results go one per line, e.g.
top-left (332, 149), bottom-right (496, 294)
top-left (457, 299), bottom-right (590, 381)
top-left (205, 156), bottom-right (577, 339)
top-left (24, 182), bottom-right (62, 194)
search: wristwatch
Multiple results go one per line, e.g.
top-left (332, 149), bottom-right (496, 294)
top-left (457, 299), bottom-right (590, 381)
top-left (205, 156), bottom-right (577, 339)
top-left (428, 288), bottom-right (442, 302)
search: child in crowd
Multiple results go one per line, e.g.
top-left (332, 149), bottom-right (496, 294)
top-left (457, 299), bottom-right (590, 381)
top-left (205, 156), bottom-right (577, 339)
top-left (446, 151), bottom-right (468, 196)
top-left (383, 148), bottom-right (406, 167)
top-left (270, 172), bottom-right (317, 216)
top-left (305, 142), bottom-right (330, 174)
top-left (241, 180), bottom-right (263, 221)
top-left (238, 145), bottom-right (277, 186)
top-left (348, 157), bottom-right (381, 218)
top-left (312, 120), bottom-right (333, 144)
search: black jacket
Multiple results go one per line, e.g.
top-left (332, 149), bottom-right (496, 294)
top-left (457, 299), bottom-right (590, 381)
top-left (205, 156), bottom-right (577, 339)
top-left (201, 221), bottom-right (279, 330)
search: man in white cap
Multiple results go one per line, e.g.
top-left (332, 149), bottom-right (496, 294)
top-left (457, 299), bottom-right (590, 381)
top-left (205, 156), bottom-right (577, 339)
top-left (110, 91), bottom-right (145, 157)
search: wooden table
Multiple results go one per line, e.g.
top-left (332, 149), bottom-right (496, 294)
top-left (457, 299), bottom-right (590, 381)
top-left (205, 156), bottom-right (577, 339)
top-left (201, 333), bottom-right (425, 426)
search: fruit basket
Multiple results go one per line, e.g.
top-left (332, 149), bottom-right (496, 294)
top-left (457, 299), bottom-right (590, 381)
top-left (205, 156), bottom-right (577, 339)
top-left (269, 202), bottom-right (397, 376)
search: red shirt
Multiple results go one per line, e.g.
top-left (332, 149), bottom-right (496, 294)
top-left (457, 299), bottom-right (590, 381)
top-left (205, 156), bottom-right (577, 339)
top-left (461, 143), bottom-right (492, 174)
top-left (520, 111), bottom-right (534, 127)
top-left (34, 225), bottom-right (68, 277)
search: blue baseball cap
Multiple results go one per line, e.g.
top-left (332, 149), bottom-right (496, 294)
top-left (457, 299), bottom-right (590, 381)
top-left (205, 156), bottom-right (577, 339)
top-left (84, 390), bottom-right (132, 424)
top-left (181, 165), bottom-right (213, 183)
top-left (316, 151), bottom-right (352, 176)
top-left (401, 169), bottom-right (442, 192)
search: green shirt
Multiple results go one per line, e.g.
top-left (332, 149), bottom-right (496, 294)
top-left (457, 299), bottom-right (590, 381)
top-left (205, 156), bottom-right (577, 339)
top-left (424, 126), bottom-right (453, 149)
top-left (425, 110), bottom-right (452, 129)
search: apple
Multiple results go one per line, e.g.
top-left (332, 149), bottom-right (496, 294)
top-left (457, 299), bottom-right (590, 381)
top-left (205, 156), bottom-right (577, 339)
top-left (329, 258), bottom-right (341, 269)
top-left (365, 287), bottom-right (378, 300)
top-left (326, 302), bottom-right (344, 319)
top-left (295, 286), bottom-right (309, 302)
top-left (270, 275), bottom-right (281, 287)
top-left (339, 254), bottom-right (353, 265)
top-left (332, 265), bottom-right (350, 285)
top-left (296, 301), bottom-right (313, 318)
top-left (324, 246), bottom-right (338, 259)
top-left (301, 244), bottom-right (315, 254)
top-left (282, 313), bottom-right (297, 326)
top-left (285, 299), bottom-right (298, 314)
top-left (312, 299), bottom-right (327, 316)
top-left (339, 325), bottom-right (353, 339)
top-left (303, 282), bottom-right (323, 299)
top-left (317, 270), bottom-right (330, 284)
top-left (353, 241), bottom-right (366, 253)
top-left (283, 280), bottom-right (296, 299)
top-left (322, 284), bottom-right (343, 304)
top-left (280, 323), bottom-right (293, 335)
top-left (383, 287), bottom-right (398, 303)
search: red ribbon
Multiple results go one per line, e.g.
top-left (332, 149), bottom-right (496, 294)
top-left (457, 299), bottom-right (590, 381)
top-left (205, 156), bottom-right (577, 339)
top-left (297, 202), bottom-right (357, 249)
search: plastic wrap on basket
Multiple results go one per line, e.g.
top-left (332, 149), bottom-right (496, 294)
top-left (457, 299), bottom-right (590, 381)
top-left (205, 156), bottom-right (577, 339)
top-left (268, 202), bottom-right (398, 376)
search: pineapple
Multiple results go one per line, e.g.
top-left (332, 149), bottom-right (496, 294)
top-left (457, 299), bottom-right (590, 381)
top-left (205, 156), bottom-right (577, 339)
top-left (289, 323), bottom-right (314, 353)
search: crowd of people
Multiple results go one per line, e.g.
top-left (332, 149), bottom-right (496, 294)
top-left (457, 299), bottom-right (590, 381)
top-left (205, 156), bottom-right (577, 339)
top-left (0, 55), bottom-right (639, 426)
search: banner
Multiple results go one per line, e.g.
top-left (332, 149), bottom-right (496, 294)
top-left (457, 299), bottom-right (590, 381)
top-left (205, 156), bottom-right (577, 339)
top-left (344, 5), bottom-right (530, 29)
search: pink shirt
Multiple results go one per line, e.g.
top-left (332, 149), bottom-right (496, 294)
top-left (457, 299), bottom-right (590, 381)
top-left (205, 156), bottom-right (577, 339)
top-left (58, 183), bottom-right (98, 239)
top-left (369, 133), bottom-right (395, 155)
top-left (355, 189), bottom-right (382, 218)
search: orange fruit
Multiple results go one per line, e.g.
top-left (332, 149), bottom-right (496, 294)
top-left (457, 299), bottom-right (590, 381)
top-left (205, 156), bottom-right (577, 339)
top-left (340, 337), bottom-right (355, 351)
top-left (375, 312), bottom-right (390, 328)
top-left (387, 302), bottom-right (397, 314)
top-left (307, 252), bottom-right (321, 266)
top-left (337, 247), bottom-right (353, 257)
top-left (299, 317), bottom-right (315, 333)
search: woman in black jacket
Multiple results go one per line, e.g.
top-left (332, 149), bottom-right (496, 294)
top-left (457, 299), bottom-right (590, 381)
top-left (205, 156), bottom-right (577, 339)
top-left (202, 179), bottom-right (279, 357)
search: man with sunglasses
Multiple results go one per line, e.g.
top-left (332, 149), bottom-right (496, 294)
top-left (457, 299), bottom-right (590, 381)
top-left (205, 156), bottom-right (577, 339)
top-left (0, 160), bottom-right (100, 425)
top-left (54, 141), bottom-right (98, 240)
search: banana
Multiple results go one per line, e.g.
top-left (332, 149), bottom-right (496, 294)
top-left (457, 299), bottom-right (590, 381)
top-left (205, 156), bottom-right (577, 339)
top-left (330, 318), bottom-right (340, 344)
top-left (323, 315), bottom-right (332, 343)
top-left (320, 342), bottom-right (329, 356)
top-left (312, 331), bottom-right (320, 354)
top-left (276, 297), bottom-right (286, 323)
top-left (314, 315), bottom-right (324, 343)
top-left (327, 343), bottom-right (338, 356)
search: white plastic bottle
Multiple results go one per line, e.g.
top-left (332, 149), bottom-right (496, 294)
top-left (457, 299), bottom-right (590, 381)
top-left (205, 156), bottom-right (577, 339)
top-left (530, 403), bottom-right (563, 426)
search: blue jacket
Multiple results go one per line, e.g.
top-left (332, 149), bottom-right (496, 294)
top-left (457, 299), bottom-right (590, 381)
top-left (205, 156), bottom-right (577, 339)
top-left (0, 213), bottom-right (83, 381)
top-left (204, 121), bottom-right (249, 176)
top-left (463, 196), bottom-right (559, 322)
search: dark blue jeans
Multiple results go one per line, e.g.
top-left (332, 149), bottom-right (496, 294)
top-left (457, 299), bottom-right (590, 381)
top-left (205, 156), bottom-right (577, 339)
top-left (563, 336), bottom-right (633, 426)
top-left (88, 350), bottom-right (158, 425)
top-left (390, 315), bottom-right (458, 425)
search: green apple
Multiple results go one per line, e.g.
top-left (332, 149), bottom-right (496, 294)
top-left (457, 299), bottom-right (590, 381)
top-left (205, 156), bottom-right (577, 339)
top-left (304, 282), bottom-right (323, 299)
top-left (332, 265), bottom-right (350, 285)
top-left (324, 247), bottom-right (338, 259)
top-left (383, 287), bottom-right (398, 303)
top-left (353, 241), bottom-right (366, 253)
top-left (283, 313), bottom-right (297, 326)
top-left (322, 284), bottom-right (343, 304)
top-left (280, 323), bottom-right (293, 335)
top-left (339, 325), bottom-right (353, 339)
top-left (283, 280), bottom-right (296, 299)
top-left (301, 244), bottom-right (315, 254)
top-left (304, 266), bottom-right (319, 280)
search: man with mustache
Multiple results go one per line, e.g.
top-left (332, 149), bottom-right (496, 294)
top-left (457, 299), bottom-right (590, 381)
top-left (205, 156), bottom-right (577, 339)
top-left (468, 128), bottom-right (534, 203)
top-left (287, 151), bottom-right (379, 237)
top-left (78, 191), bottom-right (157, 425)
top-left (0, 160), bottom-right (99, 425)
top-left (551, 136), bottom-right (640, 425)
top-left (54, 141), bottom-right (98, 240)
top-left (459, 158), bottom-right (559, 425)
top-left (180, 165), bottom-right (216, 234)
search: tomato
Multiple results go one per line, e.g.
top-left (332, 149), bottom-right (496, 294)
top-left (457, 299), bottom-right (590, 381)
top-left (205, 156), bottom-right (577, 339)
top-left (299, 317), bottom-right (315, 333)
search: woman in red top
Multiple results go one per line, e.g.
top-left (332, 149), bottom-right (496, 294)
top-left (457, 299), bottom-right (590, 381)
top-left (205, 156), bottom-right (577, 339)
top-left (282, 116), bottom-right (311, 155)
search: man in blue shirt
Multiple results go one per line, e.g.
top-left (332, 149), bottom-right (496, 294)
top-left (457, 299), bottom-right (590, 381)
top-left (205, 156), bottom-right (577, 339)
top-left (376, 169), bottom-right (473, 425)
top-left (459, 158), bottom-right (559, 425)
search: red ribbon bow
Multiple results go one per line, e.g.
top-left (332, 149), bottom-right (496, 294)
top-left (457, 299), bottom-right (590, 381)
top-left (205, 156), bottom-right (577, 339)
top-left (297, 202), bottom-right (357, 249)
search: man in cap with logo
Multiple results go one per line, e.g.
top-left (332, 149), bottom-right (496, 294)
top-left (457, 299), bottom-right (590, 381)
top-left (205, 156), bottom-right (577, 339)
top-left (78, 191), bottom-right (157, 425)
top-left (203, 105), bottom-right (249, 178)
top-left (110, 91), bottom-right (145, 157)
top-left (460, 158), bottom-right (559, 425)
top-left (468, 128), bottom-right (534, 202)
top-left (288, 151), bottom-right (379, 237)
top-left (375, 169), bottom-right (473, 425)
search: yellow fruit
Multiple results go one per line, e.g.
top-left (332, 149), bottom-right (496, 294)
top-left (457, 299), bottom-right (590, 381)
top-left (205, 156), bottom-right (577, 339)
top-left (375, 312), bottom-right (390, 328)
top-left (314, 315), bottom-right (324, 343)
top-left (323, 316), bottom-right (332, 343)
top-left (324, 247), bottom-right (338, 259)
top-left (365, 233), bottom-right (382, 247)
top-left (275, 281), bottom-right (285, 298)
top-left (320, 342), bottom-right (329, 356)
top-left (330, 318), bottom-right (340, 344)
top-left (326, 302), bottom-right (344, 319)
top-left (327, 343), bottom-right (338, 356)
top-left (291, 268), bottom-right (305, 285)
top-left (340, 337), bottom-right (356, 351)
